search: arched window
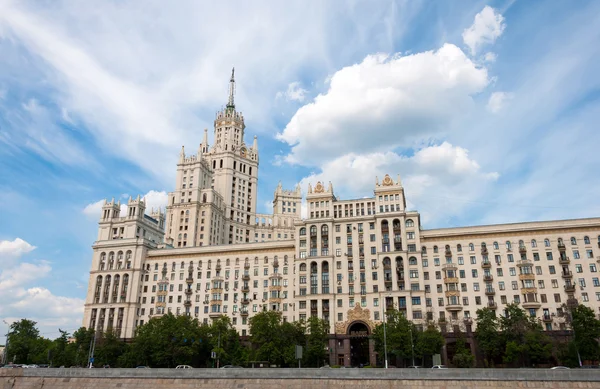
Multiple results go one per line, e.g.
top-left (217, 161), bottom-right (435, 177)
top-left (178, 233), bottom-right (182, 239)
top-left (264, 256), bottom-right (269, 264)
top-left (183, 233), bottom-right (187, 239)
top-left (226, 258), bottom-right (230, 266)
top-left (181, 210), bottom-right (184, 216)
top-left (493, 242), bottom-right (499, 250)
top-left (198, 260), bottom-right (203, 268)
top-left (299, 263), bottom-right (307, 272)
top-left (409, 256), bottom-right (418, 266)
top-left (299, 227), bottom-right (306, 236)
top-left (202, 194), bottom-right (207, 203)
top-left (584, 236), bottom-right (590, 244)
top-left (544, 239), bottom-right (550, 247)
top-left (186, 210), bottom-right (190, 215)
top-left (433, 246), bottom-right (439, 253)
top-left (558, 238), bottom-right (564, 245)
top-left (506, 241), bottom-right (512, 250)
top-left (117, 251), bottom-right (123, 260)
top-left (154, 263), bottom-right (158, 270)
top-left (383, 257), bottom-right (391, 267)
top-left (181, 261), bottom-right (185, 269)
top-left (310, 262), bottom-right (318, 273)
top-left (519, 240), bottom-right (525, 248)
top-left (469, 243), bottom-right (474, 251)
top-left (421, 246), bottom-right (427, 254)
top-left (236, 258), bottom-right (240, 266)
top-left (570, 237), bottom-right (577, 245)
top-left (457, 244), bottom-right (462, 252)
top-left (481, 242), bottom-right (487, 249)
top-left (100, 252), bottom-right (106, 261)
top-left (531, 239), bottom-right (537, 248)
top-left (405, 219), bottom-right (414, 228)
top-left (310, 225), bottom-right (317, 236)
top-left (254, 257), bottom-right (259, 265)
top-left (321, 225), bottom-right (329, 234)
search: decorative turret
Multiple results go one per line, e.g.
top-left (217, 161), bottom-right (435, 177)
top-left (127, 195), bottom-right (146, 220)
top-left (202, 128), bottom-right (209, 153)
top-left (253, 135), bottom-right (258, 151)
top-left (101, 198), bottom-right (121, 221)
top-left (226, 67), bottom-right (235, 111)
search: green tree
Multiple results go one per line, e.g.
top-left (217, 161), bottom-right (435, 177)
top-left (570, 304), bottom-right (600, 362)
top-left (499, 303), bottom-right (551, 367)
top-left (128, 313), bottom-right (206, 367)
top-left (94, 330), bottom-right (126, 367)
top-left (475, 307), bottom-right (501, 367)
top-left (415, 324), bottom-right (444, 366)
top-left (452, 335), bottom-right (474, 368)
top-left (69, 327), bottom-right (95, 367)
top-left (208, 316), bottom-right (244, 367)
top-left (248, 311), bottom-right (304, 367)
top-left (49, 329), bottom-right (75, 367)
top-left (372, 309), bottom-right (416, 366)
top-left (304, 316), bottom-right (329, 367)
top-left (7, 319), bottom-right (41, 364)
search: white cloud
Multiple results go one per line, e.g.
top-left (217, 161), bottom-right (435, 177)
top-left (484, 52), bottom-right (497, 63)
top-left (83, 190), bottom-right (168, 219)
top-left (298, 143), bottom-right (498, 224)
top-left (462, 6), bottom-right (506, 55)
top-left (276, 81), bottom-right (308, 102)
top-left (0, 261), bottom-right (51, 291)
top-left (487, 91), bottom-right (513, 113)
top-left (0, 238), bottom-right (36, 259)
top-left (277, 44), bottom-right (489, 165)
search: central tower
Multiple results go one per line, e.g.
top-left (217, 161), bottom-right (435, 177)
top-left (205, 69), bottom-right (259, 244)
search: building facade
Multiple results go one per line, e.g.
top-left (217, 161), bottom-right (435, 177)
top-left (83, 73), bottom-right (600, 367)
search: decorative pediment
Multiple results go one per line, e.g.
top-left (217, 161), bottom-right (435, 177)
top-left (314, 181), bottom-right (324, 193)
top-left (382, 174), bottom-right (394, 186)
top-left (334, 303), bottom-right (380, 335)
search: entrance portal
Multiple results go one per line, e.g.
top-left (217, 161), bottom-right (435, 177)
top-left (348, 321), bottom-right (370, 367)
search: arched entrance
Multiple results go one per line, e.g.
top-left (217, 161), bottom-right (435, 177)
top-left (348, 321), bottom-right (370, 367)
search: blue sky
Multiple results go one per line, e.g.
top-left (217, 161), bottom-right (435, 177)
top-left (1, 0), bottom-right (600, 339)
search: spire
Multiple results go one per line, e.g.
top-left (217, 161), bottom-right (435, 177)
top-left (202, 128), bottom-right (208, 146)
top-left (227, 67), bottom-right (235, 109)
top-left (179, 145), bottom-right (185, 163)
top-left (253, 135), bottom-right (258, 151)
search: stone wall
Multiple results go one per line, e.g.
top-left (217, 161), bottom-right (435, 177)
top-left (1, 368), bottom-right (600, 389)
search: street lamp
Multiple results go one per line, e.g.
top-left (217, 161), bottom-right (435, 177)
top-left (3, 320), bottom-right (10, 365)
top-left (379, 293), bottom-right (390, 369)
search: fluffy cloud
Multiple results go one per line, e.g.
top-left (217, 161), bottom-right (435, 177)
top-left (0, 237), bottom-right (36, 259)
top-left (484, 52), bottom-right (497, 63)
top-left (276, 82), bottom-right (308, 102)
top-left (0, 242), bottom-right (84, 340)
top-left (277, 44), bottom-right (489, 165)
top-left (299, 143), bottom-right (498, 224)
top-left (462, 6), bottom-right (506, 55)
top-left (83, 190), bottom-right (168, 219)
top-left (487, 91), bottom-right (513, 113)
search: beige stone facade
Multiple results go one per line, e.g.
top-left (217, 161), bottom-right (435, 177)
top-left (83, 74), bottom-right (600, 362)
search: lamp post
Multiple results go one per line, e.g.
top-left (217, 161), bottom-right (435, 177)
top-left (2, 320), bottom-right (9, 365)
top-left (379, 293), bottom-right (389, 369)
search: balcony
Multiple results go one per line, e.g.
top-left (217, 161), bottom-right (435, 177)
top-left (209, 311), bottom-right (222, 318)
top-left (516, 259), bottom-right (533, 267)
top-left (559, 256), bottom-right (570, 265)
top-left (561, 270), bottom-right (573, 279)
top-left (558, 242), bottom-right (566, 251)
top-left (445, 250), bottom-right (452, 258)
top-left (481, 261), bottom-right (491, 269)
top-left (483, 274), bottom-right (493, 282)
top-left (185, 288), bottom-right (193, 295)
top-left (186, 277), bottom-right (194, 284)
top-left (522, 301), bottom-right (541, 309)
top-left (481, 247), bottom-right (488, 255)
top-left (566, 297), bottom-right (578, 308)
top-left (241, 298), bottom-right (250, 305)
top-left (241, 286), bottom-right (250, 293)
top-left (487, 301), bottom-right (497, 309)
top-left (443, 277), bottom-right (459, 284)
top-left (184, 300), bottom-right (192, 307)
top-left (485, 288), bottom-right (495, 296)
top-left (442, 263), bottom-right (457, 271)
top-left (519, 246), bottom-right (527, 254)
top-left (519, 273), bottom-right (535, 281)
top-left (445, 303), bottom-right (463, 312)
top-left (564, 284), bottom-right (576, 293)
top-left (242, 274), bottom-right (250, 281)
top-left (542, 314), bottom-right (553, 322)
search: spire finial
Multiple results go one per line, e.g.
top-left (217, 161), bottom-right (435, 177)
top-left (227, 67), bottom-right (235, 109)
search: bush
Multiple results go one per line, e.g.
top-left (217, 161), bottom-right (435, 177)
top-left (452, 353), bottom-right (474, 368)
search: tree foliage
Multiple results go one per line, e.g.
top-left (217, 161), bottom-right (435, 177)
top-left (570, 304), bottom-right (600, 362)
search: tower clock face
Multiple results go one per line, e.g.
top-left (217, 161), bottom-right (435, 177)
top-left (240, 148), bottom-right (246, 157)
